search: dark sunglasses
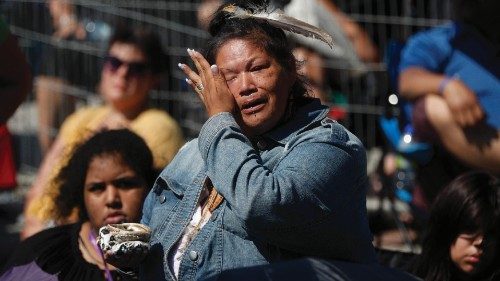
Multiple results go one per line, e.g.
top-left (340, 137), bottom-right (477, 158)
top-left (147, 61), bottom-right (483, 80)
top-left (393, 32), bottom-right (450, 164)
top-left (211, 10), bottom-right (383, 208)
top-left (104, 55), bottom-right (151, 76)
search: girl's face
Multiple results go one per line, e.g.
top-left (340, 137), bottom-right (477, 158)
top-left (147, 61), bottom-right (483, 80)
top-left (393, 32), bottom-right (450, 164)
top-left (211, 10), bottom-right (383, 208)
top-left (83, 154), bottom-right (148, 230)
top-left (450, 233), bottom-right (484, 274)
top-left (450, 232), bottom-right (497, 275)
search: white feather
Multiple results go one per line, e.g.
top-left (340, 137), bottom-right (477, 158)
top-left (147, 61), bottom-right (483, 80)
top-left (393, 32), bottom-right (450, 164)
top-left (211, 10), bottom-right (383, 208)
top-left (223, 4), bottom-right (333, 48)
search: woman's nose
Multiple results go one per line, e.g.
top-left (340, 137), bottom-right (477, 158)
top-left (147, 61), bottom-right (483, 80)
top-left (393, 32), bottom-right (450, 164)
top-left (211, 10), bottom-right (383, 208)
top-left (238, 72), bottom-right (256, 96)
top-left (105, 185), bottom-right (122, 207)
top-left (115, 64), bottom-right (129, 77)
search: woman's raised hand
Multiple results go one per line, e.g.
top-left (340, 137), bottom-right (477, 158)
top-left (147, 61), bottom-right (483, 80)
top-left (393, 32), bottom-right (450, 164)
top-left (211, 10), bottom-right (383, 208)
top-left (178, 49), bottom-right (237, 117)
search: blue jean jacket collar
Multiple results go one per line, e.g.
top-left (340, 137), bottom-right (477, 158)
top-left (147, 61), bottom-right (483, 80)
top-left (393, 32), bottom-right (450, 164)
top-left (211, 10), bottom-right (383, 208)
top-left (263, 98), bottom-right (329, 145)
top-left (155, 163), bottom-right (207, 197)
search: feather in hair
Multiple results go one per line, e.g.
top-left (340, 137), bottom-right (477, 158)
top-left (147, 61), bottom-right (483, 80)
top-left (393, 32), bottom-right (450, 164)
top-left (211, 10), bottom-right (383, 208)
top-left (223, 4), bottom-right (333, 48)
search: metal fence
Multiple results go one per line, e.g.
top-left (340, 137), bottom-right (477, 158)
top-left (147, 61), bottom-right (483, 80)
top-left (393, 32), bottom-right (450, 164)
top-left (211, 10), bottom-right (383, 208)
top-left (3, 0), bottom-right (453, 172)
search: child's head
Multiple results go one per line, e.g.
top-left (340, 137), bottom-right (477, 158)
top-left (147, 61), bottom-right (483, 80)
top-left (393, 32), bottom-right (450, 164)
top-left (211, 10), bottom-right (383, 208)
top-left (417, 171), bottom-right (500, 280)
top-left (54, 129), bottom-right (156, 229)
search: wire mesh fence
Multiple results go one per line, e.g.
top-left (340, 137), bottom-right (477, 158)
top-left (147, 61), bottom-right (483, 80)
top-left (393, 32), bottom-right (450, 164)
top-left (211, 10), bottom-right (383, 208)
top-left (3, 0), bottom-right (453, 172)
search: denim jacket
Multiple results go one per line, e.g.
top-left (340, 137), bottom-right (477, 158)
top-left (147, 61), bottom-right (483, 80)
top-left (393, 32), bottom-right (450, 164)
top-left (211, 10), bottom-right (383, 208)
top-left (140, 99), bottom-right (376, 281)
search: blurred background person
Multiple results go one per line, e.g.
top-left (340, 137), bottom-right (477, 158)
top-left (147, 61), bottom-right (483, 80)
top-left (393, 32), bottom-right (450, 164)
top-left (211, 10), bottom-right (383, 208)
top-left (0, 17), bottom-right (32, 125)
top-left (398, 0), bottom-right (500, 203)
top-left (0, 14), bottom-right (32, 269)
top-left (284, 0), bottom-right (379, 74)
top-left (284, 0), bottom-right (379, 129)
top-left (36, 0), bottom-right (111, 155)
top-left (1, 129), bottom-right (156, 281)
top-left (0, 17), bottom-right (32, 190)
top-left (22, 24), bottom-right (184, 239)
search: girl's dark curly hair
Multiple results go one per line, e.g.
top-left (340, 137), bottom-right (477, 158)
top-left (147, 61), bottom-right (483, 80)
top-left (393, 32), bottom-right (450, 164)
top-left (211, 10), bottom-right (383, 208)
top-left (204, 0), bottom-right (310, 102)
top-left (54, 129), bottom-right (156, 222)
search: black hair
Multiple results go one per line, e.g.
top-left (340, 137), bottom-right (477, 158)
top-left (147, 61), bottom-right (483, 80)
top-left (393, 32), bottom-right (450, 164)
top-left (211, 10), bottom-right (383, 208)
top-left (53, 129), bottom-right (156, 222)
top-left (414, 171), bottom-right (500, 281)
top-left (108, 23), bottom-right (169, 75)
top-left (205, 0), bottom-right (309, 101)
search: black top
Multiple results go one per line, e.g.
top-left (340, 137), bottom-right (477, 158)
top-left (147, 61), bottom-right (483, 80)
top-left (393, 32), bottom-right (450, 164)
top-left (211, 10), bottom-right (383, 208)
top-left (1, 223), bottom-right (133, 281)
top-left (218, 257), bottom-right (420, 281)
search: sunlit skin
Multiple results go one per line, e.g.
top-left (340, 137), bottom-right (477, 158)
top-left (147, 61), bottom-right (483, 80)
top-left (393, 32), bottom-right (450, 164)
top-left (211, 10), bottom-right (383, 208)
top-left (179, 38), bottom-right (296, 137)
top-left (83, 153), bottom-right (148, 231)
top-left (100, 42), bottom-right (157, 117)
top-left (216, 39), bottom-right (295, 136)
top-left (450, 233), bottom-right (484, 274)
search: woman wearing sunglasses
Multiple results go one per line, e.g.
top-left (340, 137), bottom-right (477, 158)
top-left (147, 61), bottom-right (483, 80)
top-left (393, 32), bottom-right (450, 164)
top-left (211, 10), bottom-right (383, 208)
top-left (22, 25), bottom-right (185, 239)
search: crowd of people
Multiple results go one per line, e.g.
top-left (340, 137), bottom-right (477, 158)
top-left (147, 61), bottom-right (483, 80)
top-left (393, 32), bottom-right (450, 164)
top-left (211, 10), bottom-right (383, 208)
top-left (0, 0), bottom-right (499, 280)
top-left (22, 23), bottom-right (185, 239)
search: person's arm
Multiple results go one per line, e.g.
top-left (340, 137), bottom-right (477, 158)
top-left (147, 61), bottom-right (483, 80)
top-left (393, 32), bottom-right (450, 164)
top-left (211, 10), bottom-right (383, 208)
top-left (198, 113), bottom-right (370, 257)
top-left (423, 94), bottom-right (500, 173)
top-left (182, 50), bottom-right (362, 239)
top-left (318, 0), bottom-right (379, 63)
top-left (398, 26), bottom-right (483, 127)
top-left (180, 49), bottom-right (373, 260)
top-left (398, 67), bottom-right (445, 100)
top-left (48, 0), bottom-right (85, 40)
top-left (398, 27), bottom-right (451, 101)
top-left (399, 67), bottom-right (483, 127)
top-left (0, 32), bottom-right (32, 123)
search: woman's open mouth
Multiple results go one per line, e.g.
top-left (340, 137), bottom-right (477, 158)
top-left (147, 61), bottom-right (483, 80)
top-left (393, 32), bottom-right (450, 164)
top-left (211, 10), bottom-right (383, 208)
top-left (241, 97), bottom-right (267, 115)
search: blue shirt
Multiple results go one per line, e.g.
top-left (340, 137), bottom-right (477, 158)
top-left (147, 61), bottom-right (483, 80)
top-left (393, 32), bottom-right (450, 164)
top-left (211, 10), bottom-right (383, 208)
top-left (400, 22), bottom-right (500, 128)
top-left (140, 99), bottom-right (376, 281)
